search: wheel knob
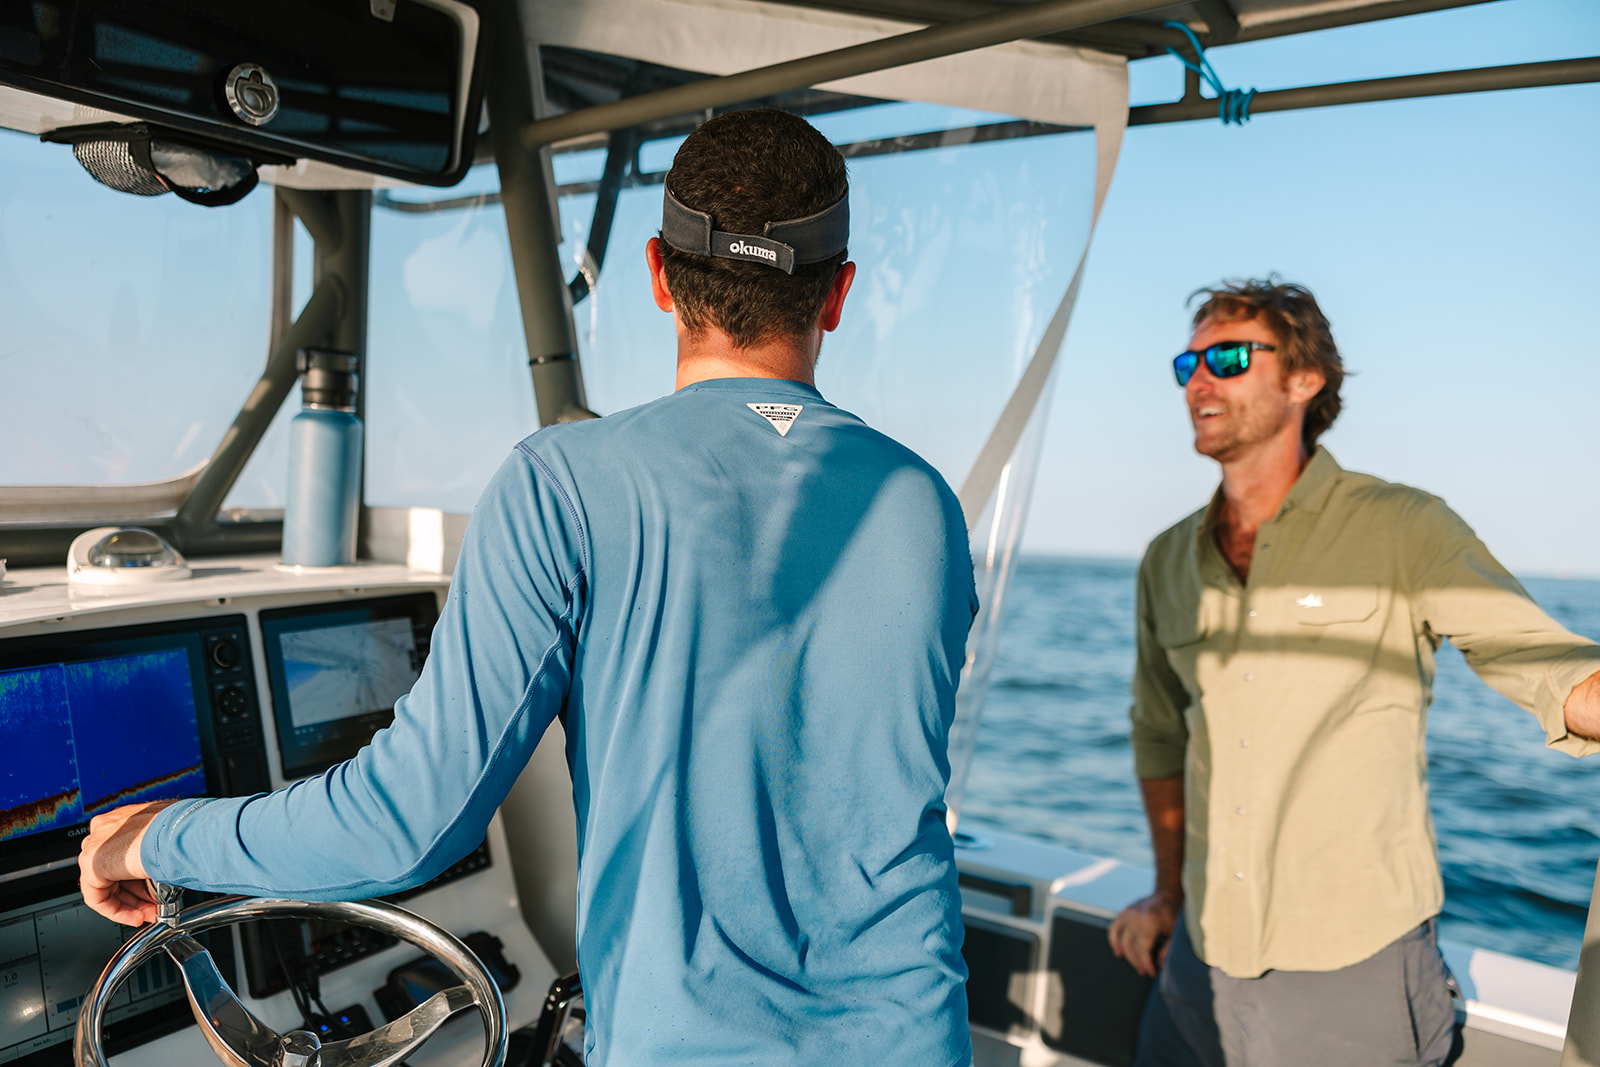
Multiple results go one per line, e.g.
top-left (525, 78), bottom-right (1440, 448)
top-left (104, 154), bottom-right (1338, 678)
top-left (279, 1029), bottom-right (321, 1067)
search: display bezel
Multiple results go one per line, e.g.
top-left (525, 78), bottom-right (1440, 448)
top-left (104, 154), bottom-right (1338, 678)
top-left (0, 617), bottom-right (235, 877)
top-left (258, 593), bottom-right (439, 780)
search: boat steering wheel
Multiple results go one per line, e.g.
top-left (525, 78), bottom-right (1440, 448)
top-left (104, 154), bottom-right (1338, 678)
top-left (74, 884), bottom-right (507, 1067)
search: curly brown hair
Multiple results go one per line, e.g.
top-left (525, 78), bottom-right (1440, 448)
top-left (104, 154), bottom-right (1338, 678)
top-left (657, 109), bottom-right (848, 347)
top-left (1190, 279), bottom-right (1345, 449)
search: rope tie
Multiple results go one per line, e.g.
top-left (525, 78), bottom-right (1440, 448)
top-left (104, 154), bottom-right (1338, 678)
top-left (1164, 21), bottom-right (1257, 126)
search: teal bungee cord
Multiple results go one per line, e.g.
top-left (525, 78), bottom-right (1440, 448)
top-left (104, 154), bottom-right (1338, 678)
top-left (1164, 21), bottom-right (1257, 125)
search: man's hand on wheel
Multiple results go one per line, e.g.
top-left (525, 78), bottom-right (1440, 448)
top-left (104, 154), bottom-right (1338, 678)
top-left (1108, 891), bottom-right (1181, 978)
top-left (79, 800), bottom-right (181, 926)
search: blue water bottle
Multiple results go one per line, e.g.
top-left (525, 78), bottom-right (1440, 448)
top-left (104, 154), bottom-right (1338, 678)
top-left (282, 348), bottom-right (362, 567)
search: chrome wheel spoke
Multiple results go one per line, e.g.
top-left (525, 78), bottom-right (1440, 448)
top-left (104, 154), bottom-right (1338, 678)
top-left (319, 985), bottom-right (479, 1067)
top-left (166, 935), bottom-right (284, 1067)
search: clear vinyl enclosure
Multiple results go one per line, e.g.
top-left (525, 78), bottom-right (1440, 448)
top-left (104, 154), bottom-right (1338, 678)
top-left (354, 100), bottom-right (1103, 818)
top-left (0, 128), bottom-right (274, 488)
top-left (0, 96), bottom-right (1113, 823)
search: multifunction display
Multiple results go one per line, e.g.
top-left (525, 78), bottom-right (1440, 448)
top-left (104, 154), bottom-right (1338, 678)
top-left (0, 613), bottom-right (259, 1065)
top-left (260, 594), bottom-right (439, 779)
top-left (0, 616), bottom-right (267, 874)
top-left (0, 651), bottom-right (203, 845)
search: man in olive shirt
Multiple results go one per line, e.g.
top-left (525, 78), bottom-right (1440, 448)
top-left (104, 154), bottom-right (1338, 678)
top-left (1107, 280), bottom-right (1600, 1066)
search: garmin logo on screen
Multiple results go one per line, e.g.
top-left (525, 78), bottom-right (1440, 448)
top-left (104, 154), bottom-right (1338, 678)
top-left (729, 240), bottom-right (777, 264)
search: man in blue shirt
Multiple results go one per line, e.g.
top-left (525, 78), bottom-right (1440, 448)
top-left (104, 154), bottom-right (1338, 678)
top-left (80, 108), bottom-right (977, 1067)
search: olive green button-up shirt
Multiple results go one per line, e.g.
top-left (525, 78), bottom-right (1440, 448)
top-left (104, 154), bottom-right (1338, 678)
top-left (1131, 448), bottom-right (1600, 978)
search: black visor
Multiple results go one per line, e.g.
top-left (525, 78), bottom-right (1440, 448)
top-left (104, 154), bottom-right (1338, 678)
top-left (660, 187), bottom-right (849, 275)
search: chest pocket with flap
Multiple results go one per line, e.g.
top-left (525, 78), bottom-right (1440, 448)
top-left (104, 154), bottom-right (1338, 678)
top-left (1288, 586), bottom-right (1378, 626)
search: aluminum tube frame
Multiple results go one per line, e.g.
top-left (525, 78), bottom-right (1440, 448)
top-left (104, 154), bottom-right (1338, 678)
top-left (176, 186), bottom-right (368, 539)
top-left (1230, 0), bottom-right (1495, 47)
top-left (1130, 56), bottom-right (1600, 125)
top-left (487, 0), bottom-right (596, 426)
top-left (522, 0), bottom-right (1167, 147)
top-left (768, 0), bottom-right (1498, 58)
top-left (171, 277), bottom-right (343, 537)
top-left (322, 190), bottom-right (372, 424)
top-left (268, 191), bottom-right (295, 360)
top-left (277, 186), bottom-right (343, 251)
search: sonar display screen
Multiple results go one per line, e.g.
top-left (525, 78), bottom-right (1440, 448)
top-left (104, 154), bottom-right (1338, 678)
top-left (0, 651), bottom-right (204, 846)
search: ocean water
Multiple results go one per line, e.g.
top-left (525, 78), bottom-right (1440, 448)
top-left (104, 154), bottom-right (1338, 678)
top-left (961, 555), bottom-right (1600, 971)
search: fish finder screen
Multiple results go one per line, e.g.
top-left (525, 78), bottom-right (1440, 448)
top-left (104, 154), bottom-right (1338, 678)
top-left (260, 594), bottom-right (437, 779)
top-left (0, 652), bottom-right (204, 846)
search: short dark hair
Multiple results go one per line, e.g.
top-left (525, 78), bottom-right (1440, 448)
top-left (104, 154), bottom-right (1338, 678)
top-left (1190, 279), bottom-right (1345, 448)
top-left (657, 109), bottom-right (848, 347)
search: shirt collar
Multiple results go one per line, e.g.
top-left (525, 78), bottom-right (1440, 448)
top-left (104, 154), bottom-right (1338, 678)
top-left (1282, 445), bottom-right (1343, 516)
top-left (1197, 444), bottom-right (1344, 552)
top-left (675, 377), bottom-right (824, 401)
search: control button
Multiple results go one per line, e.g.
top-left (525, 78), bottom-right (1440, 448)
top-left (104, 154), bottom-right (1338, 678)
top-left (217, 684), bottom-right (249, 718)
top-left (209, 638), bottom-right (242, 671)
top-left (220, 727), bottom-right (255, 749)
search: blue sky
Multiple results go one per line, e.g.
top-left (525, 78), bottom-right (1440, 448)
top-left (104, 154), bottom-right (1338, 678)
top-left (1029, 0), bottom-right (1600, 576)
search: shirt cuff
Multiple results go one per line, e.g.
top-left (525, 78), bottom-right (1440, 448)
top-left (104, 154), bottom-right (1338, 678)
top-left (140, 797), bottom-right (214, 885)
top-left (1132, 738), bottom-right (1187, 779)
top-left (1538, 647), bottom-right (1600, 757)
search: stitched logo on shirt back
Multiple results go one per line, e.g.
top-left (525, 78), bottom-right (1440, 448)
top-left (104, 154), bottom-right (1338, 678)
top-left (748, 403), bottom-right (803, 437)
top-left (1296, 593), bottom-right (1324, 608)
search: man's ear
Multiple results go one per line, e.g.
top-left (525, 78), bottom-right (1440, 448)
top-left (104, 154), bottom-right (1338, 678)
top-left (819, 261), bottom-right (856, 334)
top-left (646, 237), bottom-right (674, 314)
top-left (1287, 367), bottom-right (1325, 406)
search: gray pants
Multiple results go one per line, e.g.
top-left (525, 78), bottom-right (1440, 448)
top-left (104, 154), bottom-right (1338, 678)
top-left (1134, 917), bottom-right (1457, 1067)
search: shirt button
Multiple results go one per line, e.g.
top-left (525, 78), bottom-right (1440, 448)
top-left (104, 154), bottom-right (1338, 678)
top-left (1236, 806), bottom-right (1246, 815)
top-left (1239, 739), bottom-right (1249, 748)
top-left (1260, 544), bottom-right (1270, 551)
top-left (1244, 673), bottom-right (1254, 682)
top-left (1248, 609), bottom-right (1258, 618)
top-left (1235, 871), bottom-right (1245, 880)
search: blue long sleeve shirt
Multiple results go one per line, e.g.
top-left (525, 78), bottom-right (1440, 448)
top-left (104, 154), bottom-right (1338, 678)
top-left (144, 377), bottom-right (977, 1066)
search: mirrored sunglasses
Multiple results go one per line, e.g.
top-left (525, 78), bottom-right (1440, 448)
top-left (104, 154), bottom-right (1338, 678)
top-left (1173, 341), bottom-right (1276, 386)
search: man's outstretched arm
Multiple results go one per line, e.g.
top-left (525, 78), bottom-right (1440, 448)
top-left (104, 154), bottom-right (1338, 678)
top-left (1408, 497), bottom-right (1600, 755)
top-left (1109, 775), bottom-right (1185, 978)
top-left (1566, 671), bottom-right (1600, 741)
top-left (77, 450), bottom-right (585, 924)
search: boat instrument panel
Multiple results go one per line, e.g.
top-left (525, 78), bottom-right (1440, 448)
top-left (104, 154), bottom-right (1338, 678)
top-left (0, 561), bottom-right (555, 1067)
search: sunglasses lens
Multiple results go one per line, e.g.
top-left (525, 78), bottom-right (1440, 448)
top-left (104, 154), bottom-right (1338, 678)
top-left (1207, 344), bottom-right (1251, 378)
top-left (1173, 351), bottom-right (1198, 386)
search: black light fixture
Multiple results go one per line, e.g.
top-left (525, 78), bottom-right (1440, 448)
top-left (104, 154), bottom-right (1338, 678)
top-left (42, 122), bottom-right (268, 206)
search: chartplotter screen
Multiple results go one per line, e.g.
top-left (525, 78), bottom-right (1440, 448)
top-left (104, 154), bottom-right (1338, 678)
top-left (260, 593), bottom-right (438, 779)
